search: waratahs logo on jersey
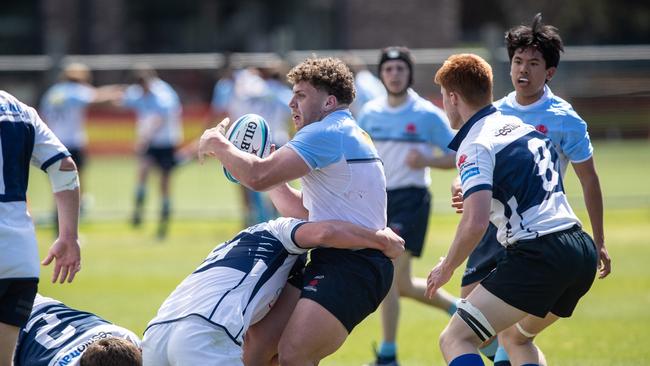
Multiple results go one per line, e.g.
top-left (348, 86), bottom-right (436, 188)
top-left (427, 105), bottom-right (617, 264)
top-left (457, 154), bottom-right (467, 168)
top-left (457, 154), bottom-right (479, 184)
top-left (405, 122), bottom-right (417, 134)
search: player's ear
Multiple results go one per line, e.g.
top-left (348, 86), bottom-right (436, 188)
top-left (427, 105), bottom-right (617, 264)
top-left (324, 95), bottom-right (337, 111)
top-left (545, 67), bottom-right (557, 82)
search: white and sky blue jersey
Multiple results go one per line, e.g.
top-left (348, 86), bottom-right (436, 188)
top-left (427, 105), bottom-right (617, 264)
top-left (146, 218), bottom-right (307, 346)
top-left (14, 294), bottom-right (141, 366)
top-left (286, 109), bottom-right (387, 229)
top-left (358, 91), bottom-right (455, 189)
top-left (449, 105), bottom-right (580, 246)
top-left (494, 85), bottom-right (593, 177)
top-left (39, 82), bottom-right (95, 149)
top-left (123, 78), bottom-right (183, 147)
top-left (1, 91), bottom-right (70, 279)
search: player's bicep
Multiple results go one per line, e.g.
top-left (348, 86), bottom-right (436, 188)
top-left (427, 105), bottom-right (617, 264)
top-left (254, 146), bottom-right (311, 189)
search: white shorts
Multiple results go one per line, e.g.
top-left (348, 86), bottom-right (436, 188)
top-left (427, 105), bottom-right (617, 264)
top-left (142, 316), bottom-right (243, 366)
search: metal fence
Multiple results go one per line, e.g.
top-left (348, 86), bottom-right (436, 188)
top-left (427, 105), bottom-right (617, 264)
top-left (2, 45), bottom-right (649, 138)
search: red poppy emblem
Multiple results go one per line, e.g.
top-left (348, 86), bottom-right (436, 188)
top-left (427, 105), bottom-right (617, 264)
top-left (406, 123), bottom-right (416, 133)
top-left (536, 124), bottom-right (548, 134)
top-left (457, 154), bottom-right (467, 167)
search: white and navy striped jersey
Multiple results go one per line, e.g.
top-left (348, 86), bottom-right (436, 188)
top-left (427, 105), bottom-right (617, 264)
top-left (145, 217), bottom-right (307, 346)
top-left (494, 85), bottom-right (593, 177)
top-left (123, 78), bottom-right (183, 147)
top-left (14, 295), bottom-right (141, 366)
top-left (39, 82), bottom-right (96, 149)
top-left (286, 109), bottom-right (387, 230)
top-left (448, 105), bottom-right (580, 246)
top-left (0, 91), bottom-right (70, 279)
top-left (358, 90), bottom-right (455, 190)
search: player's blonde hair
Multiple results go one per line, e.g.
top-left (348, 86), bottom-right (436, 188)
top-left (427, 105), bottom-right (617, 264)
top-left (434, 53), bottom-right (493, 107)
top-left (287, 57), bottom-right (356, 105)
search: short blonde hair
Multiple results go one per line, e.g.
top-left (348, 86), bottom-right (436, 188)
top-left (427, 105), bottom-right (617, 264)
top-left (287, 57), bottom-right (356, 105)
top-left (434, 54), bottom-right (493, 107)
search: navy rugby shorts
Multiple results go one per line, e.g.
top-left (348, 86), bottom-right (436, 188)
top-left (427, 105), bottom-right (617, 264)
top-left (481, 226), bottom-right (598, 318)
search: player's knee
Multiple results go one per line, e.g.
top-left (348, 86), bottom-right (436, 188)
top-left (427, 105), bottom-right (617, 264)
top-left (394, 274), bottom-right (415, 297)
top-left (243, 330), bottom-right (276, 364)
top-left (277, 348), bottom-right (306, 366)
top-left (501, 322), bottom-right (536, 347)
top-left (278, 337), bottom-right (315, 366)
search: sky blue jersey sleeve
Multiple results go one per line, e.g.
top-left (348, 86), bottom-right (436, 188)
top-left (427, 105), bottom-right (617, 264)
top-left (286, 124), bottom-right (342, 169)
top-left (560, 113), bottom-right (593, 163)
top-left (429, 113), bottom-right (456, 154)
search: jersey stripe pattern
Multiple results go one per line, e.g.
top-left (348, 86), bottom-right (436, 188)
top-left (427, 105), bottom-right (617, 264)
top-left (449, 105), bottom-right (580, 245)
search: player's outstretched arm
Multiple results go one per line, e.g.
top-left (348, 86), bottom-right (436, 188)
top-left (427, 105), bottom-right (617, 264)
top-left (572, 158), bottom-right (611, 278)
top-left (294, 221), bottom-right (405, 259)
top-left (41, 157), bottom-right (81, 283)
top-left (198, 118), bottom-right (310, 191)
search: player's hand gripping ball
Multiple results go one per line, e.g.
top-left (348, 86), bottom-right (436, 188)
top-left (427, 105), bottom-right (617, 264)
top-left (223, 114), bottom-right (271, 183)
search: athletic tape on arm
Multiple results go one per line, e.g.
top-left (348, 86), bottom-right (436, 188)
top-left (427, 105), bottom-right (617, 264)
top-left (46, 159), bottom-right (80, 192)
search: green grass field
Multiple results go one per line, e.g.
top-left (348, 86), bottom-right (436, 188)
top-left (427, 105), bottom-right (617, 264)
top-left (27, 140), bottom-right (650, 365)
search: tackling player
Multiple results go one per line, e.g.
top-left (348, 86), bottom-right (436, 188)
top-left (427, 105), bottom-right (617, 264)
top-left (0, 91), bottom-right (81, 366)
top-left (142, 217), bottom-right (404, 366)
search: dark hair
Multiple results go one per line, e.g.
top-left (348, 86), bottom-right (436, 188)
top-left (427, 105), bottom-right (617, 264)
top-left (505, 13), bottom-right (564, 69)
top-left (378, 46), bottom-right (414, 86)
top-left (287, 57), bottom-right (356, 105)
top-left (434, 53), bottom-right (493, 107)
top-left (80, 338), bottom-right (142, 366)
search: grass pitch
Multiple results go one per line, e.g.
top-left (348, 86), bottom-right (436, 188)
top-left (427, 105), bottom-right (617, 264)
top-left (29, 140), bottom-right (650, 365)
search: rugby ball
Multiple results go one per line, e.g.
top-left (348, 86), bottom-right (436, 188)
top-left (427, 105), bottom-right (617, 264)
top-left (223, 114), bottom-right (271, 183)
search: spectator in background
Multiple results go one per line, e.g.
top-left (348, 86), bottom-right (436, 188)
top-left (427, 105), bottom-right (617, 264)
top-left (357, 46), bottom-right (457, 366)
top-left (120, 65), bottom-right (183, 240)
top-left (40, 62), bottom-right (122, 222)
top-left (0, 90), bottom-right (81, 366)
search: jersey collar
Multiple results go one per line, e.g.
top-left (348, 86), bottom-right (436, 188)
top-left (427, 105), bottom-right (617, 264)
top-left (447, 104), bottom-right (497, 152)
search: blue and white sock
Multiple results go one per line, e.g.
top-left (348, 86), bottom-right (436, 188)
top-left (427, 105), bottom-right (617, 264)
top-left (378, 341), bottom-right (396, 359)
top-left (493, 345), bottom-right (511, 366)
